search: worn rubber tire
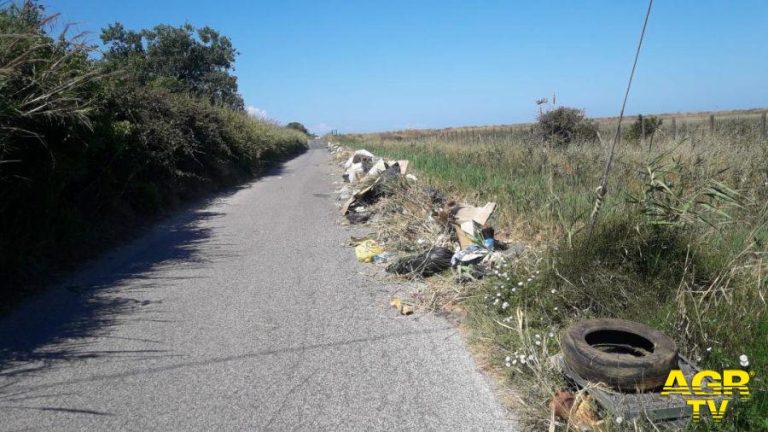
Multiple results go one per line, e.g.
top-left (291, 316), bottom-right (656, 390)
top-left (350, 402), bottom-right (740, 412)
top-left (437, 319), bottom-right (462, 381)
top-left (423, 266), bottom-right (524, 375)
top-left (562, 318), bottom-right (678, 392)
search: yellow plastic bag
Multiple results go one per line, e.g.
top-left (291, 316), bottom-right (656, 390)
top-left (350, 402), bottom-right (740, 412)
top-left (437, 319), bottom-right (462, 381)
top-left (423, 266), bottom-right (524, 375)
top-left (355, 240), bottom-right (384, 263)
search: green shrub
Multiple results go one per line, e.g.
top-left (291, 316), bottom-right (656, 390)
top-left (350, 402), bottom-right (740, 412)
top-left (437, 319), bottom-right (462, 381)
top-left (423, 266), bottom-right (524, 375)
top-left (535, 106), bottom-right (598, 146)
top-left (625, 115), bottom-right (663, 141)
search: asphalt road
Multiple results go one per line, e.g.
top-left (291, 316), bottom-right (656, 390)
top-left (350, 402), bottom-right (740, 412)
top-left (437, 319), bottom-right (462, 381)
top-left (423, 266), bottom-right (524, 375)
top-left (0, 144), bottom-right (515, 431)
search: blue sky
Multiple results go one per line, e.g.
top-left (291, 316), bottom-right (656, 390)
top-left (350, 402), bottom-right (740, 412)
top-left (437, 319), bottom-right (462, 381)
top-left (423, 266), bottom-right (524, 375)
top-left (46, 0), bottom-right (767, 133)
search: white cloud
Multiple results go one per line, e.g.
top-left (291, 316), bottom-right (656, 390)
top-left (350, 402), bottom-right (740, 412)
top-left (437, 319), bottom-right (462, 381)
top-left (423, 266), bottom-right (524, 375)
top-left (246, 106), bottom-right (268, 119)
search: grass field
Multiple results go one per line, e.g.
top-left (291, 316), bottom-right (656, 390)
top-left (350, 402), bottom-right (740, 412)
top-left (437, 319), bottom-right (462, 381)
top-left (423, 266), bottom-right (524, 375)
top-left (334, 109), bottom-right (768, 430)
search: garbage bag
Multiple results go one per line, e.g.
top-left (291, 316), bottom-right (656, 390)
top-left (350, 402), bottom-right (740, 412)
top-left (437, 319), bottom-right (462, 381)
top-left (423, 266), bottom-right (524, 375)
top-left (344, 163), bottom-right (365, 183)
top-left (372, 163), bottom-right (403, 197)
top-left (355, 240), bottom-right (384, 263)
top-left (386, 247), bottom-right (453, 277)
top-left (344, 149), bottom-right (375, 169)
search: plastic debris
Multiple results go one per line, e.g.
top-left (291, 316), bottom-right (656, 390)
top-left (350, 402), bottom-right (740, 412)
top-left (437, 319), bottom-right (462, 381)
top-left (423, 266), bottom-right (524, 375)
top-left (373, 252), bottom-right (394, 264)
top-left (344, 149), bottom-right (374, 169)
top-left (450, 244), bottom-right (489, 267)
top-left (481, 226), bottom-right (495, 250)
top-left (367, 158), bottom-right (388, 177)
top-left (386, 247), bottom-right (453, 277)
top-left (390, 297), bottom-right (414, 315)
top-left (343, 162), bottom-right (365, 183)
top-left (355, 240), bottom-right (384, 263)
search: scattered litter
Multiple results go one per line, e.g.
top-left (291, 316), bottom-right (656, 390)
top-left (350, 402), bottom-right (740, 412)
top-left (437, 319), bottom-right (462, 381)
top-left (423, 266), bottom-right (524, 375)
top-left (386, 247), bottom-right (453, 277)
top-left (550, 389), bottom-right (575, 420)
top-left (481, 226), bottom-right (495, 250)
top-left (344, 149), bottom-right (374, 169)
top-left (347, 234), bottom-right (374, 246)
top-left (355, 240), bottom-right (384, 263)
top-left (454, 202), bottom-right (496, 225)
top-left (343, 162), bottom-right (365, 183)
top-left (390, 297), bottom-right (414, 315)
top-left (455, 264), bottom-right (486, 283)
top-left (397, 160), bottom-right (409, 174)
top-left (405, 174), bottom-right (418, 181)
top-left (423, 186), bottom-right (444, 204)
top-left (373, 252), bottom-right (393, 264)
top-left (451, 244), bottom-right (489, 267)
top-left (550, 390), bottom-right (602, 430)
top-left (346, 212), bottom-right (371, 224)
top-left (337, 186), bottom-right (352, 201)
top-left (460, 220), bottom-right (480, 236)
top-left (453, 223), bottom-right (476, 249)
top-left (367, 158), bottom-right (388, 177)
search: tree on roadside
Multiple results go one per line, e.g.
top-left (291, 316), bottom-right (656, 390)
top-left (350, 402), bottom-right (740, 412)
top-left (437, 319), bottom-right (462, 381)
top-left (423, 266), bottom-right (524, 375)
top-left (286, 122), bottom-right (310, 135)
top-left (100, 22), bottom-right (244, 110)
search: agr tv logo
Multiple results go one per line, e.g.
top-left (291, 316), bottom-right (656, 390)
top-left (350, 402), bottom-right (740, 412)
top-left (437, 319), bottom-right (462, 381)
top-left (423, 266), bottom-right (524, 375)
top-left (660, 369), bottom-right (753, 422)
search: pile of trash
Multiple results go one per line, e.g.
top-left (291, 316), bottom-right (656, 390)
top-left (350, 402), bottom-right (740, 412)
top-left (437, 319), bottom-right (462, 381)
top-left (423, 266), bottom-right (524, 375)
top-left (330, 144), bottom-right (522, 286)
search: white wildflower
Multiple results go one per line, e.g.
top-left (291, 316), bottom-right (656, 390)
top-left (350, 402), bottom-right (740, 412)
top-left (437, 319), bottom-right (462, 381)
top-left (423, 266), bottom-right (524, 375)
top-left (740, 354), bottom-right (749, 367)
top-left (502, 302), bottom-right (510, 309)
top-left (517, 281), bottom-right (524, 287)
top-left (616, 416), bottom-right (623, 424)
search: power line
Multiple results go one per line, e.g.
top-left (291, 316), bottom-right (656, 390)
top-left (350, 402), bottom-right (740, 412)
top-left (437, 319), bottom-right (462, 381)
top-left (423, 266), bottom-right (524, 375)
top-left (589, 0), bottom-right (654, 236)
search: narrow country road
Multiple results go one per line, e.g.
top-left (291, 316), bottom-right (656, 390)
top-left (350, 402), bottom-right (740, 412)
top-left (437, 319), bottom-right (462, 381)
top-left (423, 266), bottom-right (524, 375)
top-left (0, 144), bottom-right (514, 431)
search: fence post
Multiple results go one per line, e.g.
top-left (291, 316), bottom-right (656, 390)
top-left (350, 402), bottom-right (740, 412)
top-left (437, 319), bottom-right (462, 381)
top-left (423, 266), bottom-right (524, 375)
top-left (709, 114), bottom-right (715, 134)
top-left (762, 112), bottom-right (767, 139)
top-left (639, 114), bottom-right (645, 147)
top-left (671, 117), bottom-right (677, 141)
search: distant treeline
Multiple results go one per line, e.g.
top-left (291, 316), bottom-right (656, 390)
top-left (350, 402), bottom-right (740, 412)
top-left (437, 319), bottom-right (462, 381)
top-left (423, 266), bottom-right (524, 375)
top-left (0, 1), bottom-right (307, 300)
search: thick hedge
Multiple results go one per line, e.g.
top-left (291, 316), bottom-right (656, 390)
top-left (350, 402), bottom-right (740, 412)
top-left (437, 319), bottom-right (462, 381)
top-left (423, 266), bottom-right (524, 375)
top-left (0, 2), bottom-right (307, 301)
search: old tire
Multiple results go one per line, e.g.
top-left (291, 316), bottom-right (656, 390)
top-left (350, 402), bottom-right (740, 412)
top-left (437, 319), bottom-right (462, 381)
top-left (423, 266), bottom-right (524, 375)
top-left (562, 318), bottom-right (678, 392)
